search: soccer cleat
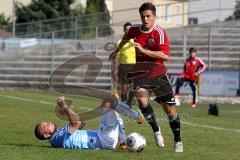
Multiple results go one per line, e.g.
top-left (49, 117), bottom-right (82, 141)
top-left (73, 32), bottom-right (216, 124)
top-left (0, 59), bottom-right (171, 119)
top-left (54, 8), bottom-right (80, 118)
top-left (153, 129), bottom-right (165, 148)
top-left (191, 102), bottom-right (196, 108)
top-left (137, 113), bottom-right (144, 124)
top-left (119, 143), bottom-right (127, 151)
top-left (174, 141), bottom-right (183, 153)
top-left (175, 96), bottom-right (181, 106)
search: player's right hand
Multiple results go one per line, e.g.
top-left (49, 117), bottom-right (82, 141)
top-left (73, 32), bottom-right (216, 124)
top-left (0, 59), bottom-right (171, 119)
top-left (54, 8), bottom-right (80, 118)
top-left (57, 96), bottom-right (67, 108)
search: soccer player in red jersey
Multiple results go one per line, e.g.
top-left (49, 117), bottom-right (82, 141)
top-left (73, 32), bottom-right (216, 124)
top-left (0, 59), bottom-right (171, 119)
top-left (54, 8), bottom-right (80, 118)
top-left (175, 48), bottom-right (206, 108)
top-left (109, 2), bottom-right (183, 152)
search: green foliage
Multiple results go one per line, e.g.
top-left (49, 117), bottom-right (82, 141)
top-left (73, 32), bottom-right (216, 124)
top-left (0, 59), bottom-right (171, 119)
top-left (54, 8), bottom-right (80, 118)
top-left (81, 0), bottom-right (112, 38)
top-left (233, 0), bottom-right (240, 19)
top-left (226, 0), bottom-right (240, 20)
top-left (12, 0), bottom-right (112, 38)
top-left (16, 0), bottom-right (76, 22)
top-left (0, 13), bottom-right (10, 26)
top-left (15, 0), bottom-right (83, 36)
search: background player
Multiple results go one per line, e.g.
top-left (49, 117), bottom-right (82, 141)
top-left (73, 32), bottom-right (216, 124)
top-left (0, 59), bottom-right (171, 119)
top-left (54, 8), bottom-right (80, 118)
top-left (175, 48), bottom-right (206, 108)
top-left (34, 96), bottom-right (143, 150)
top-left (109, 2), bottom-right (183, 152)
top-left (112, 22), bottom-right (136, 102)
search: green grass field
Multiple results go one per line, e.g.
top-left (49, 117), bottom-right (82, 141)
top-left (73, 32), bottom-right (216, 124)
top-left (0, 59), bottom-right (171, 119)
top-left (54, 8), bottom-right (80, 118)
top-left (0, 90), bottom-right (239, 160)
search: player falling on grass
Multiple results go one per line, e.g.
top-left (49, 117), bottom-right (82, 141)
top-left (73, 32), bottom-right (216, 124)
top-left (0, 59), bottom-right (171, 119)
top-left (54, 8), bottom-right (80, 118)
top-left (34, 96), bottom-right (143, 150)
top-left (175, 48), bottom-right (206, 108)
top-left (112, 22), bottom-right (136, 102)
top-left (109, 2), bottom-right (183, 152)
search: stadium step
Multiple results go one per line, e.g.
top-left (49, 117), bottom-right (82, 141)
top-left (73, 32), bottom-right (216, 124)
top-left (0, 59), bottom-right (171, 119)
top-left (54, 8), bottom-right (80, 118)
top-left (1, 21), bottom-right (240, 90)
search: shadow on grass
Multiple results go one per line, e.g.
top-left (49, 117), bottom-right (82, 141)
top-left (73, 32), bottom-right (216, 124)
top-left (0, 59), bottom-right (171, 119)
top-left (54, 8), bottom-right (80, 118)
top-left (0, 143), bottom-right (52, 148)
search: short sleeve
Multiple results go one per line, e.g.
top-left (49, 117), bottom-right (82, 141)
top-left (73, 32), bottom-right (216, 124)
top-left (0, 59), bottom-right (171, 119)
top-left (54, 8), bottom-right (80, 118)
top-left (50, 125), bottom-right (71, 148)
top-left (156, 30), bottom-right (170, 55)
top-left (127, 26), bottom-right (136, 39)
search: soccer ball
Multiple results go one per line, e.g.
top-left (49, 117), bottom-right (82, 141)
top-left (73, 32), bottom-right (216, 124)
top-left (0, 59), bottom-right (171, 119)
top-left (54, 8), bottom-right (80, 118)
top-left (126, 132), bottom-right (146, 152)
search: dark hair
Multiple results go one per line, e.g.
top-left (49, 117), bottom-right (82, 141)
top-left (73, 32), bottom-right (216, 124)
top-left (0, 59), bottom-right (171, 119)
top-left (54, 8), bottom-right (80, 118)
top-left (139, 2), bottom-right (156, 15)
top-left (123, 22), bottom-right (132, 28)
top-left (189, 48), bottom-right (197, 53)
top-left (34, 123), bottom-right (46, 140)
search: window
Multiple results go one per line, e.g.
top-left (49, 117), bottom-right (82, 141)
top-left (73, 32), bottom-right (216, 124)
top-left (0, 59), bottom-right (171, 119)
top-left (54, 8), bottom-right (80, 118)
top-left (176, 4), bottom-right (183, 25)
top-left (156, 5), bottom-right (161, 24)
top-left (164, 4), bottom-right (171, 23)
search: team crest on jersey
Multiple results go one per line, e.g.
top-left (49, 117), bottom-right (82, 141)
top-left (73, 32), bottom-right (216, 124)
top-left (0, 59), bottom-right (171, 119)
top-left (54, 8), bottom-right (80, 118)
top-left (147, 38), bottom-right (154, 45)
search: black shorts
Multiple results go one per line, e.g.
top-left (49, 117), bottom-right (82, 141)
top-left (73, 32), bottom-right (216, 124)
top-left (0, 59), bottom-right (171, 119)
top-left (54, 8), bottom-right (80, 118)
top-left (133, 74), bottom-right (176, 105)
top-left (118, 64), bottom-right (134, 84)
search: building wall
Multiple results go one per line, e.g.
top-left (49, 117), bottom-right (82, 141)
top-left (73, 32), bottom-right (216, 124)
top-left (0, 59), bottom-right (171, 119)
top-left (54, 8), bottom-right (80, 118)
top-left (154, 0), bottom-right (188, 28)
top-left (111, 0), bottom-right (188, 35)
top-left (189, 0), bottom-right (236, 24)
top-left (0, 0), bottom-right (31, 18)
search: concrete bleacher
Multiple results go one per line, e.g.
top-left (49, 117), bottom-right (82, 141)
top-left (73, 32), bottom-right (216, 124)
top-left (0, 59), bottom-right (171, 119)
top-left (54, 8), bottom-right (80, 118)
top-left (0, 21), bottom-right (239, 90)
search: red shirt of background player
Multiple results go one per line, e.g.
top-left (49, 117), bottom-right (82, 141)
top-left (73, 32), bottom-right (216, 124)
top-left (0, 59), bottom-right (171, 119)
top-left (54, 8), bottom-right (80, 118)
top-left (182, 57), bottom-right (206, 81)
top-left (127, 24), bottom-right (170, 79)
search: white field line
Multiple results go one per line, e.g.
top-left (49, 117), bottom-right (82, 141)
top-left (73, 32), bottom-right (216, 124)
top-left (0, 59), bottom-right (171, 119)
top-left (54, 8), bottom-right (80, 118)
top-left (221, 111), bottom-right (240, 113)
top-left (181, 121), bottom-right (240, 133)
top-left (1, 94), bottom-right (240, 133)
top-left (0, 94), bottom-right (93, 111)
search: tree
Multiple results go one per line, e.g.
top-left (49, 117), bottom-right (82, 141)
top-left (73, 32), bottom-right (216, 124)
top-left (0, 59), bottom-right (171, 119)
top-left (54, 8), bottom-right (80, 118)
top-left (16, 0), bottom-right (76, 22)
top-left (233, 0), bottom-right (240, 19)
top-left (81, 0), bottom-right (112, 38)
top-left (0, 13), bottom-right (10, 26)
top-left (226, 0), bottom-right (240, 20)
top-left (15, 0), bottom-right (83, 36)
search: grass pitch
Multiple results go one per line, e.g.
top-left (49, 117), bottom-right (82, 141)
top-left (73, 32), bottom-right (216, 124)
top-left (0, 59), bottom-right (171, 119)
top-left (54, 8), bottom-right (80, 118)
top-left (0, 90), bottom-right (239, 160)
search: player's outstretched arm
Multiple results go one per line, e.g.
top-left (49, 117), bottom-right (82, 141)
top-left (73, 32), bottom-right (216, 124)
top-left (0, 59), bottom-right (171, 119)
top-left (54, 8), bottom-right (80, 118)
top-left (57, 96), bottom-right (85, 133)
top-left (109, 34), bottom-right (130, 60)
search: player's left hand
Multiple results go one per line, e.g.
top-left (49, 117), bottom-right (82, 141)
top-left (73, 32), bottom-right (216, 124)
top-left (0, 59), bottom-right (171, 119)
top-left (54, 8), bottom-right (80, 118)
top-left (133, 42), bottom-right (145, 53)
top-left (194, 72), bottom-right (200, 77)
top-left (109, 50), bottom-right (118, 61)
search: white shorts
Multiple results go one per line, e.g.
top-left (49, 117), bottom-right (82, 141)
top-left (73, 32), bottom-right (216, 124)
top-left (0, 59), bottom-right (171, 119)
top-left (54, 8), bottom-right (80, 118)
top-left (97, 109), bottom-right (126, 149)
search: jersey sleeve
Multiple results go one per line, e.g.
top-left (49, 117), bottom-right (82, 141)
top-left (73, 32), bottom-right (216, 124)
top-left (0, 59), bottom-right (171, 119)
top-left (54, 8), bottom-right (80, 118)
top-left (50, 126), bottom-right (72, 148)
top-left (181, 60), bottom-right (187, 76)
top-left (127, 26), bottom-right (136, 39)
top-left (116, 39), bottom-right (121, 47)
top-left (197, 58), bottom-right (206, 74)
top-left (155, 30), bottom-right (170, 56)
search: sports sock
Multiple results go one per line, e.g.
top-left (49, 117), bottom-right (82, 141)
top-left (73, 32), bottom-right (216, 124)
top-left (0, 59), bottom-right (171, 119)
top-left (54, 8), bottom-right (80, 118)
top-left (139, 104), bottom-right (159, 132)
top-left (121, 94), bottom-right (127, 102)
top-left (169, 114), bottom-right (181, 142)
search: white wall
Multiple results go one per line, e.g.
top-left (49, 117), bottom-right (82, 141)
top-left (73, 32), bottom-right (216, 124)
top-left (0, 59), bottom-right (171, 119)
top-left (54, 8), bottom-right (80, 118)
top-left (0, 0), bottom-right (31, 18)
top-left (189, 0), bottom-right (236, 24)
top-left (170, 71), bottom-right (239, 96)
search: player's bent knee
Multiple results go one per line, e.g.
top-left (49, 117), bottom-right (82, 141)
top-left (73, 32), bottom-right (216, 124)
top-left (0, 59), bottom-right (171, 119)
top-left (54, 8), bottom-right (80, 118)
top-left (168, 113), bottom-right (179, 121)
top-left (101, 98), bottom-right (115, 108)
top-left (135, 88), bottom-right (149, 107)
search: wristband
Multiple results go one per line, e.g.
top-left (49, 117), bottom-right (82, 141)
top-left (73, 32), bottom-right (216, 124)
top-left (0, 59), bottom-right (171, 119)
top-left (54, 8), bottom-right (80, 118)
top-left (62, 104), bottom-right (69, 110)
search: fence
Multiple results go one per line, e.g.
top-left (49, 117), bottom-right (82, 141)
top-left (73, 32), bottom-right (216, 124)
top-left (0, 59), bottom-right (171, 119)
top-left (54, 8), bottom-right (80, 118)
top-left (1, 23), bottom-right (240, 70)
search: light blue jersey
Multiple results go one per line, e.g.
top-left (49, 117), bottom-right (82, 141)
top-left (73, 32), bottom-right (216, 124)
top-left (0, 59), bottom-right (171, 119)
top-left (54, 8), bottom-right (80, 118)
top-left (50, 126), bottom-right (103, 149)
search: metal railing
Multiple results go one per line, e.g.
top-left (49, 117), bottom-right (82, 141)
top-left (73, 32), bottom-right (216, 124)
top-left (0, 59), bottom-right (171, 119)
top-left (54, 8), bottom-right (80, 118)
top-left (1, 24), bottom-right (240, 70)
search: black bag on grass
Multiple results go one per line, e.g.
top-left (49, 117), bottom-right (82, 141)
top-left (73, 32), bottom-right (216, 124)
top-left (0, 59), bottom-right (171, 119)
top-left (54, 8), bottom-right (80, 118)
top-left (208, 104), bottom-right (219, 116)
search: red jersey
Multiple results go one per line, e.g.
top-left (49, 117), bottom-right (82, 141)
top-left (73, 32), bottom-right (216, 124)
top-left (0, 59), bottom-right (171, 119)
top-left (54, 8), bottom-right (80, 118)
top-left (182, 57), bottom-right (206, 81)
top-left (127, 24), bottom-right (170, 79)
